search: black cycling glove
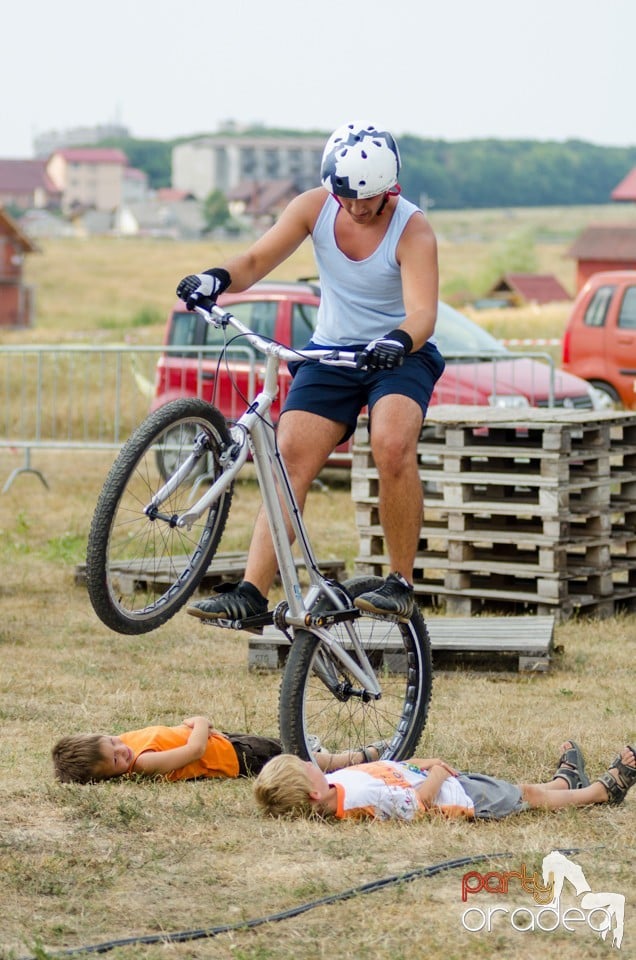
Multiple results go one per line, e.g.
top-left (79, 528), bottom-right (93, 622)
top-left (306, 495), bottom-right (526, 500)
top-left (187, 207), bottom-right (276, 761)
top-left (357, 328), bottom-right (413, 371)
top-left (176, 268), bottom-right (231, 310)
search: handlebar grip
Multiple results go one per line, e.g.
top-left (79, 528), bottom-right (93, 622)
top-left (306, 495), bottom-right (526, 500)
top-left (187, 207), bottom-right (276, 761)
top-left (187, 291), bottom-right (216, 311)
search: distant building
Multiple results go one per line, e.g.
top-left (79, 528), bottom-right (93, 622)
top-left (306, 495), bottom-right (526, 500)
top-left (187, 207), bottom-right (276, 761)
top-left (172, 134), bottom-right (325, 200)
top-left (113, 199), bottom-right (205, 239)
top-left (227, 179), bottom-right (301, 226)
top-left (0, 159), bottom-right (62, 211)
top-left (46, 148), bottom-right (129, 212)
top-left (33, 123), bottom-right (130, 159)
top-left (0, 206), bottom-right (37, 327)
top-left (567, 225), bottom-right (636, 291)
top-left (483, 273), bottom-right (571, 307)
top-left (122, 166), bottom-right (149, 204)
top-left (611, 167), bottom-right (636, 203)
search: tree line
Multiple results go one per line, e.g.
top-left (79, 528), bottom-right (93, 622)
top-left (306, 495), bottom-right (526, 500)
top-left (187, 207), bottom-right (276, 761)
top-left (102, 131), bottom-right (636, 210)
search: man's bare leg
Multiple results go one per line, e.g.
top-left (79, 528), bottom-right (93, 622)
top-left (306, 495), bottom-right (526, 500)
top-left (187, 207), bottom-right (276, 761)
top-left (243, 411), bottom-right (346, 596)
top-left (369, 394), bottom-right (424, 580)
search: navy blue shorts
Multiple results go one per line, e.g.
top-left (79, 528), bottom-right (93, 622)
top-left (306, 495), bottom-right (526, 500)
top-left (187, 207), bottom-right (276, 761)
top-left (283, 340), bottom-right (445, 442)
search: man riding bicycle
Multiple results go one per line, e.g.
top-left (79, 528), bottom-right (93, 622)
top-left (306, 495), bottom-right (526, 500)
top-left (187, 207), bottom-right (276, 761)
top-left (176, 121), bottom-right (445, 624)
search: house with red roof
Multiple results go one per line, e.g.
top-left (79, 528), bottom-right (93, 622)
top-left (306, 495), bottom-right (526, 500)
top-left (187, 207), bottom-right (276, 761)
top-left (611, 167), bottom-right (636, 202)
top-left (566, 224), bottom-right (636, 292)
top-left (227, 179), bottom-right (300, 226)
top-left (484, 273), bottom-right (571, 306)
top-left (0, 159), bottom-right (61, 211)
top-left (46, 148), bottom-right (129, 212)
top-left (0, 207), bottom-right (37, 327)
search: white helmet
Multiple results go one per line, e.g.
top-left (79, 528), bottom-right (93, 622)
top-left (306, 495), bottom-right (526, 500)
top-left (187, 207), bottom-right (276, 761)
top-left (321, 122), bottom-right (401, 199)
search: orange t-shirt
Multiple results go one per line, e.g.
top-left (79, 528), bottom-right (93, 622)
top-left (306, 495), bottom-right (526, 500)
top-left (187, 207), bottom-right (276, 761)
top-left (119, 725), bottom-right (239, 780)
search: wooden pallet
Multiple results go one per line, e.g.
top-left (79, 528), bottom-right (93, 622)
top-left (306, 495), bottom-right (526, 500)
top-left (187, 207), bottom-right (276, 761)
top-left (351, 408), bottom-right (636, 621)
top-left (74, 552), bottom-right (346, 592)
top-left (248, 615), bottom-right (555, 673)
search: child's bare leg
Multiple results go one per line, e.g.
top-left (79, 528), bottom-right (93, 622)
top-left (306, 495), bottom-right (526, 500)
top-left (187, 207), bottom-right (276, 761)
top-left (542, 739), bottom-right (586, 791)
top-left (522, 780), bottom-right (608, 808)
top-left (522, 746), bottom-right (636, 810)
top-left (314, 744), bottom-right (384, 773)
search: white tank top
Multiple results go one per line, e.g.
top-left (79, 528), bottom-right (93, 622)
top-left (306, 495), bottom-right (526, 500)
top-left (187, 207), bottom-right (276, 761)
top-left (311, 194), bottom-right (422, 346)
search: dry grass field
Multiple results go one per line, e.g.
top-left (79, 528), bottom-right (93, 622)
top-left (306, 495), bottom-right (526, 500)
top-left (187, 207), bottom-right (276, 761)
top-left (1, 207), bottom-right (635, 959)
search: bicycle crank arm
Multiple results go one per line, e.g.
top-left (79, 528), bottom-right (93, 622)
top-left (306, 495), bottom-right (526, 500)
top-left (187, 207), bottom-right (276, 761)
top-left (304, 607), bottom-right (359, 628)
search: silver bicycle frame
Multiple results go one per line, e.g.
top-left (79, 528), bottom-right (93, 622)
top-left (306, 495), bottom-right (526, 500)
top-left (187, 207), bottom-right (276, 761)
top-left (146, 304), bottom-right (382, 696)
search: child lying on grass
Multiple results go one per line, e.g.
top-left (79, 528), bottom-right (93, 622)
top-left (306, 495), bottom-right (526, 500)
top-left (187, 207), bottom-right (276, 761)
top-left (52, 717), bottom-right (383, 784)
top-left (253, 740), bottom-right (636, 820)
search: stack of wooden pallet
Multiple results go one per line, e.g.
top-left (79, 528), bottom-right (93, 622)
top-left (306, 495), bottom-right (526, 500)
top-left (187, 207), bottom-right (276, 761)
top-left (353, 406), bottom-right (636, 621)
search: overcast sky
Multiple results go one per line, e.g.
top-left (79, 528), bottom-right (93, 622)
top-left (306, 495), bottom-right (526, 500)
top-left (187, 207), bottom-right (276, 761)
top-left (2, 0), bottom-right (635, 158)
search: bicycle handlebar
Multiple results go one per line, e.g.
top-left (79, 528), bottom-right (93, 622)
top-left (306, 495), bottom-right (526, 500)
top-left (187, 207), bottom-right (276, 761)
top-left (194, 301), bottom-right (361, 368)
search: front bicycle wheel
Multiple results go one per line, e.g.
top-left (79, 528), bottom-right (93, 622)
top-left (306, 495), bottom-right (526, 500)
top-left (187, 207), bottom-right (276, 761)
top-left (278, 576), bottom-right (432, 762)
top-left (86, 398), bottom-right (233, 634)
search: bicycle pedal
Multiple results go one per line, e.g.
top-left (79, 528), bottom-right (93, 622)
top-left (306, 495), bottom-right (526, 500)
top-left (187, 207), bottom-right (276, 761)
top-left (193, 617), bottom-right (263, 636)
top-left (192, 610), bottom-right (274, 636)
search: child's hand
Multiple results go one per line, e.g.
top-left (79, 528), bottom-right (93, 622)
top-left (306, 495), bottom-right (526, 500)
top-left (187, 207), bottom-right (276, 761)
top-left (182, 716), bottom-right (212, 730)
top-left (433, 760), bottom-right (459, 777)
top-left (412, 758), bottom-right (459, 776)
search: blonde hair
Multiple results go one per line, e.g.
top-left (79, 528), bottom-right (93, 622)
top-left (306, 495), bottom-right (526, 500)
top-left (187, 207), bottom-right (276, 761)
top-left (52, 734), bottom-right (108, 783)
top-left (253, 754), bottom-right (315, 818)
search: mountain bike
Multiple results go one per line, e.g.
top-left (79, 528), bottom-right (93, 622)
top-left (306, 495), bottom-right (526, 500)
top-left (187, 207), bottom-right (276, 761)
top-left (86, 301), bottom-right (432, 760)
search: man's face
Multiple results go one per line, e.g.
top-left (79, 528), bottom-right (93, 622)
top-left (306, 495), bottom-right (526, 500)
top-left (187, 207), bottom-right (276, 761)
top-left (337, 193), bottom-right (387, 224)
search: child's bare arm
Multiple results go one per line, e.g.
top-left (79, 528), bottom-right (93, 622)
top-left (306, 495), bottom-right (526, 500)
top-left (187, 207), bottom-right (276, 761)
top-left (408, 758), bottom-right (459, 775)
top-left (132, 717), bottom-right (210, 775)
top-left (182, 716), bottom-right (216, 732)
top-left (414, 764), bottom-right (453, 808)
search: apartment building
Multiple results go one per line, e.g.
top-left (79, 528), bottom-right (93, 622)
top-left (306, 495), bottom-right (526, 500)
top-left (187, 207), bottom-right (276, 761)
top-left (172, 134), bottom-right (325, 200)
top-left (33, 123), bottom-right (130, 159)
top-left (46, 148), bottom-right (129, 212)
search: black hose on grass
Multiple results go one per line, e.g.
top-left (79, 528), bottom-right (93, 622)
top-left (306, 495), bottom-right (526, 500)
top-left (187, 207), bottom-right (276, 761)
top-left (18, 847), bottom-right (590, 959)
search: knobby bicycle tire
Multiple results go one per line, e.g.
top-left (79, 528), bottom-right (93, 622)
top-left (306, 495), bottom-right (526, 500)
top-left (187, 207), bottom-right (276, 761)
top-left (86, 398), bottom-right (233, 634)
top-left (278, 576), bottom-right (432, 762)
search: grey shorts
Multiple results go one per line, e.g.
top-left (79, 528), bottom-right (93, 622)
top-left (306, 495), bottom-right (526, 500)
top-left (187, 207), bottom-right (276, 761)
top-left (458, 773), bottom-right (528, 819)
top-left (284, 340), bottom-right (445, 442)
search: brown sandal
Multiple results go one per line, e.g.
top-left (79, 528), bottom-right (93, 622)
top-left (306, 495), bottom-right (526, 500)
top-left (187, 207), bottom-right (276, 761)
top-left (596, 745), bottom-right (636, 805)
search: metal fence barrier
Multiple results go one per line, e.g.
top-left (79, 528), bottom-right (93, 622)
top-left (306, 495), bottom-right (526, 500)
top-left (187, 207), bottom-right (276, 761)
top-left (0, 343), bottom-right (557, 492)
top-left (0, 344), bottom-right (255, 491)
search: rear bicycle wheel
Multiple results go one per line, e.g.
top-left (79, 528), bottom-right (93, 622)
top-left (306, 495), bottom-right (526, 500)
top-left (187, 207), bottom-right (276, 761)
top-left (278, 576), bottom-right (432, 762)
top-left (86, 398), bottom-right (233, 634)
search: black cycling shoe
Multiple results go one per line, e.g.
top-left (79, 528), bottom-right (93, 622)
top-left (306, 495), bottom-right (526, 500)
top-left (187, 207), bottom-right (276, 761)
top-left (188, 580), bottom-right (268, 622)
top-left (353, 573), bottom-right (415, 621)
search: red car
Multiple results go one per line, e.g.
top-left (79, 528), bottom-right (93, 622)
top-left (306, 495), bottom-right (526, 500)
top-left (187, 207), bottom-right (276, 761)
top-left (561, 270), bottom-right (636, 408)
top-left (152, 281), bottom-right (604, 432)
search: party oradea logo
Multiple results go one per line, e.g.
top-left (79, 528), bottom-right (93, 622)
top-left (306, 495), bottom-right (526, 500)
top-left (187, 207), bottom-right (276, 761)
top-left (460, 850), bottom-right (626, 949)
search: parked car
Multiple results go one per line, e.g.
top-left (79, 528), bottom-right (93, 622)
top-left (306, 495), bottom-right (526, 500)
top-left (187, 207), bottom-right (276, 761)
top-left (153, 281), bottom-right (603, 429)
top-left (561, 270), bottom-right (636, 408)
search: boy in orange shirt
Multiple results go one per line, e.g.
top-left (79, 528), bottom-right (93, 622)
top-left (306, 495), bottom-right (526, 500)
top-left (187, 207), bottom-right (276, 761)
top-left (52, 716), bottom-right (383, 784)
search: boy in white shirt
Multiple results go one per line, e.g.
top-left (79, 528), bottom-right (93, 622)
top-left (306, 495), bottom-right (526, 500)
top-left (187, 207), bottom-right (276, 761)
top-left (254, 741), bottom-right (636, 821)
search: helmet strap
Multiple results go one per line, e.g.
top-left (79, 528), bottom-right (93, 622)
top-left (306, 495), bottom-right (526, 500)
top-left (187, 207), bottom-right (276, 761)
top-left (376, 184), bottom-right (401, 216)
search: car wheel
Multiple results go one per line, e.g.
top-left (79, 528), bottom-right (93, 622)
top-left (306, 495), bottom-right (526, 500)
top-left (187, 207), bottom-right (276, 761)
top-left (588, 381), bottom-right (622, 409)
